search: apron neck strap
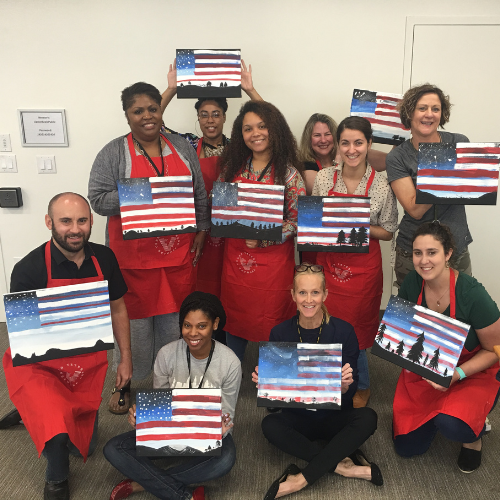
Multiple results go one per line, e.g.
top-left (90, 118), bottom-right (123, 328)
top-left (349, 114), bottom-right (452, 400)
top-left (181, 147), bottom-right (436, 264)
top-left (186, 339), bottom-right (215, 389)
top-left (316, 159), bottom-right (323, 171)
top-left (417, 267), bottom-right (456, 318)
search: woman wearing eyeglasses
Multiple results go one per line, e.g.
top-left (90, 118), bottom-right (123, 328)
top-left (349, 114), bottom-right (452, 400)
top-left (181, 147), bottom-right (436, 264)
top-left (252, 263), bottom-right (382, 499)
top-left (160, 60), bottom-right (263, 299)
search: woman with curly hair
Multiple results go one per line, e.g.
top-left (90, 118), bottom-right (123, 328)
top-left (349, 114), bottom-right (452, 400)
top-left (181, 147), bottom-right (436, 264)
top-left (386, 83), bottom-right (473, 287)
top-left (218, 100), bottom-right (306, 361)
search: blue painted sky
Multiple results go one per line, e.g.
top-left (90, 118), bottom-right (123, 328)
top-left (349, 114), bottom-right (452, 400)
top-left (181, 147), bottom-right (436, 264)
top-left (298, 197), bottom-right (323, 229)
top-left (137, 390), bottom-right (173, 423)
top-left (117, 178), bottom-right (153, 206)
top-left (176, 50), bottom-right (196, 76)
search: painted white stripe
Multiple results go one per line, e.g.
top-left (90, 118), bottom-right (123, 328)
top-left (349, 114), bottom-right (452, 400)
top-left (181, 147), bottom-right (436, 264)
top-left (150, 176), bottom-right (192, 183)
top-left (35, 281), bottom-right (108, 297)
top-left (297, 236), bottom-right (342, 244)
top-left (193, 50), bottom-right (240, 55)
top-left (321, 198), bottom-right (369, 204)
top-left (152, 198), bottom-right (195, 204)
top-left (408, 326), bottom-right (462, 355)
top-left (298, 226), bottom-right (341, 234)
top-left (40, 305), bottom-right (110, 322)
top-left (456, 154), bottom-right (500, 160)
top-left (238, 200), bottom-right (283, 211)
top-left (259, 378), bottom-right (339, 386)
top-left (322, 206), bottom-right (371, 213)
top-left (418, 176), bottom-right (498, 187)
top-left (258, 389), bottom-right (340, 399)
top-left (172, 389), bottom-right (221, 397)
top-left (238, 192), bottom-right (283, 200)
top-left (453, 164), bottom-right (499, 170)
top-left (297, 366), bottom-right (339, 373)
top-left (137, 426), bottom-right (220, 436)
top-left (297, 355), bottom-right (342, 362)
top-left (413, 306), bottom-right (470, 329)
top-left (122, 208), bottom-right (195, 218)
top-left (171, 402), bottom-right (221, 410)
top-left (151, 187), bottom-right (193, 193)
top-left (458, 142), bottom-right (500, 148)
top-left (412, 315), bottom-right (468, 341)
top-left (322, 217), bottom-right (369, 224)
top-left (172, 414), bottom-right (220, 422)
top-left (238, 183), bottom-right (283, 192)
top-left (194, 59), bottom-right (240, 65)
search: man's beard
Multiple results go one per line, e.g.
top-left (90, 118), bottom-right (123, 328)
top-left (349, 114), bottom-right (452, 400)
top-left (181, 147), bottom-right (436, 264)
top-left (52, 226), bottom-right (91, 253)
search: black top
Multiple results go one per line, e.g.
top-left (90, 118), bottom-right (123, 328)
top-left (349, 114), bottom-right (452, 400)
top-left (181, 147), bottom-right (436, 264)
top-left (303, 160), bottom-right (320, 172)
top-left (10, 240), bottom-right (128, 301)
top-left (269, 315), bottom-right (359, 415)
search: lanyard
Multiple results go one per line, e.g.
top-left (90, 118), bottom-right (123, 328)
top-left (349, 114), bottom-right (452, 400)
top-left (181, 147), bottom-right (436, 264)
top-left (417, 267), bottom-right (456, 319)
top-left (297, 314), bottom-right (325, 343)
top-left (186, 340), bottom-right (215, 389)
top-left (133, 136), bottom-right (165, 177)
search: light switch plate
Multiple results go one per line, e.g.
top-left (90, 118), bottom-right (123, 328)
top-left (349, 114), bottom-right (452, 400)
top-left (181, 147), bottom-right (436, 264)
top-left (0, 155), bottom-right (18, 173)
top-left (36, 155), bottom-right (57, 174)
top-left (0, 135), bottom-right (12, 152)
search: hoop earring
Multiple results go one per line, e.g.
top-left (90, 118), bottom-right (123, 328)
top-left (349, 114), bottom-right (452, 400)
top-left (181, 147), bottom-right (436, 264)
top-left (445, 260), bottom-right (450, 268)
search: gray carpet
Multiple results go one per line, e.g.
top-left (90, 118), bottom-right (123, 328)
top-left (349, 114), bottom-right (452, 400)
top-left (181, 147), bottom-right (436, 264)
top-left (0, 324), bottom-right (498, 500)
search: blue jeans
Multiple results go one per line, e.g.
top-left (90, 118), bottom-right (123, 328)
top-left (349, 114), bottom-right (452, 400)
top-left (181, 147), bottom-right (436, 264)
top-left (103, 431), bottom-right (236, 500)
top-left (393, 414), bottom-right (485, 457)
top-left (225, 332), bottom-right (248, 363)
top-left (357, 349), bottom-right (370, 390)
top-left (42, 412), bottom-right (99, 483)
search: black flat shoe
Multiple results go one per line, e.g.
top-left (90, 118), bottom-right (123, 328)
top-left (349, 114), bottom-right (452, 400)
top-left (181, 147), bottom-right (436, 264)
top-left (349, 449), bottom-right (384, 486)
top-left (457, 446), bottom-right (482, 473)
top-left (0, 409), bottom-right (22, 429)
top-left (44, 480), bottom-right (69, 500)
top-left (264, 464), bottom-right (301, 500)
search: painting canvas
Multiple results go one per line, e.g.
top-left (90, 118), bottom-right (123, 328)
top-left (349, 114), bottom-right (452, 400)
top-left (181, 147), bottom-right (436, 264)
top-left (211, 181), bottom-right (284, 241)
top-left (297, 196), bottom-right (370, 253)
top-left (257, 342), bottom-right (342, 409)
top-left (350, 89), bottom-right (410, 145)
top-left (117, 176), bottom-right (197, 240)
top-left (136, 389), bottom-right (222, 457)
top-left (176, 49), bottom-right (241, 99)
top-left (416, 143), bottom-right (500, 205)
top-left (371, 295), bottom-right (470, 387)
top-left (4, 281), bottom-right (114, 367)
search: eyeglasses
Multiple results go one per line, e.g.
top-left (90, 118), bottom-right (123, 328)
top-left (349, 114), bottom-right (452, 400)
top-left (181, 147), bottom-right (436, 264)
top-left (294, 264), bottom-right (324, 273)
top-left (198, 111), bottom-right (222, 120)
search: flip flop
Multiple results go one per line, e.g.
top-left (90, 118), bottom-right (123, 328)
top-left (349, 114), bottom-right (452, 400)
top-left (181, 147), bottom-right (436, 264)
top-left (109, 385), bottom-right (131, 415)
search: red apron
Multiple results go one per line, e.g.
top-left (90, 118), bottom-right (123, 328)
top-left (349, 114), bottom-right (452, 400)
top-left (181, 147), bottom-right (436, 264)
top-left (194, 139), bottom-right (225, 298)
top-left (300, 160), bottom-right (324, 265)
top-left (220, 168), bottom-right (296, 342)
top-left (108, 133), bottom-right (196, 319)
top-left (2, 242), bottom-right (108, 458)
top-left (316, 167), bottom-right (380, 350)
top-left (393, 269), bottom-right (500, 437)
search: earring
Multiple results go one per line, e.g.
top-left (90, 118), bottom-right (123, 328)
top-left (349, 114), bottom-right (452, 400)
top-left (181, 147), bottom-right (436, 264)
top-left (445, 260), bottom-right (450, 268)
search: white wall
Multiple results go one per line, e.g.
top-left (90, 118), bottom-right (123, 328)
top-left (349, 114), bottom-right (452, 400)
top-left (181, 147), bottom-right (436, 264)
top-left (1, 0), bottom-right (500, 318)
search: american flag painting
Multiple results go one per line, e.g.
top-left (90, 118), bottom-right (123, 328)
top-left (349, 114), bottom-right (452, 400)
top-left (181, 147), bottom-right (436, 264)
top-left (117, 176), bottom-right (197, 240)
top-left (258, 342), bottom-right (342, 409)
top-left (176, 49), bottom-right (241, 99)
top-left (136, 389), bottom-right (222, 457)
top-left (350, 89), bottom-right (410, 145)
top-left (297, 196), bottom-right (370, 253)
top-left (211, 181), bottom-right (284, 241)
top-left (4, 281), bottom-right (113, 367)
top-left (416, 143), bottom-right (500, 205)
top-left (371, 295), bottom-right (470, 387)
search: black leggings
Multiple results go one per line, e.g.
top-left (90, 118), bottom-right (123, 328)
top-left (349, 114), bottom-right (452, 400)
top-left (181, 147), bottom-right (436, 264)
top-left (261, 407), bottom-right (377, 485)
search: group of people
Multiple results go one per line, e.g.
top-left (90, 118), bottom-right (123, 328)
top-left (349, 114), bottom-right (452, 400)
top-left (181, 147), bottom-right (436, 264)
top-left (0, 63), bottom-right (499, 500)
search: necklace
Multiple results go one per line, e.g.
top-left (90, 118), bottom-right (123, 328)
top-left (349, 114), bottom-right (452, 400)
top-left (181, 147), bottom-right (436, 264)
top-left (133, 136), bottom-right (165, 177)
top-left (426, 283), bottom-right (449, 307)
top-left (297, 315), bottom-right (325, 344)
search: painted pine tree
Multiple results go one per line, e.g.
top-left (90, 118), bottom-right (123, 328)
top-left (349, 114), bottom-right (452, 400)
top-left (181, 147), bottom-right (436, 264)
top-left (376, 323), bottom-right (386, 343)
top-left (396, 340), bottom-right (405, 356)
top-left (423, 353), bottom-right (429, 366)
top-left (357, 226), bottom-right (368, 247)
top-left (443, 368), bottom-right (448, 377)
top-left (406, 331), bottom-right (425, 364)
top-left (337, 230), bottom-right (346, 245)
top-left (348, 228), bottom-right (358, 245)
top-left (428, 347), bottom-right (441, 372)
top-left (385, 341), bottom-right (391, 351)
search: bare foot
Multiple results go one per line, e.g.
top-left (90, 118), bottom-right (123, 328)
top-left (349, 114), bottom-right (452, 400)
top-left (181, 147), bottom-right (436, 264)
top-left (275, 472), bottom-right (308, 498)
top-left (462, 438), bottom-right (482, 451)
top-left (334, 458), bottom-right (372, 481)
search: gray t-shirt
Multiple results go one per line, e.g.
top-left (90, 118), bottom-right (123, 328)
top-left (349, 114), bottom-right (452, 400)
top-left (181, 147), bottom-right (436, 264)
top-left (88, 133), bottom-right (210, 245)
top-left (153, 339), bottom-right (242, 435)
top-left (386, 131), bottom-right (473, 254)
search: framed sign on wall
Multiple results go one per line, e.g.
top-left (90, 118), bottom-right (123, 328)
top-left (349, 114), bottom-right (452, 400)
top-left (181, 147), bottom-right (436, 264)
top-left (18, 109), bottom-right (68, 147)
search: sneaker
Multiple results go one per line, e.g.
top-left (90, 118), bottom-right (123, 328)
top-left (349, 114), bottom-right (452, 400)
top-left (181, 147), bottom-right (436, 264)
top-left (485, 417), bottom-right (491, 432)
top-left (457, 446), bottom-right (481, 473)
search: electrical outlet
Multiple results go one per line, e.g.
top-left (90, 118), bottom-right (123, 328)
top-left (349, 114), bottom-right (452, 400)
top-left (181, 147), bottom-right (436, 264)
top-left (0, 135), bottom-right (11, 152)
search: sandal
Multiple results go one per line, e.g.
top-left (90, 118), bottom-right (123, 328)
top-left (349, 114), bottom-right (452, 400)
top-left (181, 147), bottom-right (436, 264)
top-left (108, 384), bottom-right (131, 415)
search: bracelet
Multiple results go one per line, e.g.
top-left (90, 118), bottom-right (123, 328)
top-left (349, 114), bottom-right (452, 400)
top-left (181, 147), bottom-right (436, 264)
top-left (455, 366), bottom-right (466, 380)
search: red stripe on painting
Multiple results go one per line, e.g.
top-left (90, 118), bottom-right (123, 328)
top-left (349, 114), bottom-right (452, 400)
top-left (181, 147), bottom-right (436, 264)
top-left (123, 220), bottom-right (196, 230)
top-left (172, 395), bottom-right (221, 403)
top-left (297, 373), bottom-right (341, 379)
top-left (455, 157), bottom-right (500, 165)
top-left (322, 212), bottom-right (370, 217)
top-left (297, 350), bottom-right (342, 356)
top-left (213, 214), bottom-right (281, 223)
top-left (323, 202), bottom-right (370, 209)
top-left (298, 232), bottom-right (341, 237)
top-left (195, 55), bottom-right (240, 60)
top-left (122, 213), bottom-right (195, 223)
top-left (38, 290), bottom-right (107, 302)
top-left (258, 384), bottom-right (341, 391)
top-left (41, 312), bottom-right (110, 326)
top-left (213, 205), bottom-right (282, 215)
top-left (297, 361), bottom-right (340, 367)
top-left (417, 184), bottom-right (497, 193)
top-left (179, 77), bottom-right (241, 82)
top-left (376, 95), bottom-right (400, 103)
top-left (238, 196), bottom-right (283, 205)
top-left (137, 432), bottom-right (222, 441)
top-left (365, 117), bottom-right (406, 130)
top-left (374, 110), bottom-right (401, 118)
top-left (456, 147), bottom-right (500, 154)
top-left (136, 420), bottom-right (220, 430)
top-left (322, 222), bottom-right (368, 228)
top-left (238, 187), bottom-right (283, 195)
top-left (172, 409), bottom-right (221, 417)
top-left (413, 313), bottom-right (467, 339)
top-left (151, 182), bottom-right (192, 188)
top-left (418, 169), bottom-right (499, 179)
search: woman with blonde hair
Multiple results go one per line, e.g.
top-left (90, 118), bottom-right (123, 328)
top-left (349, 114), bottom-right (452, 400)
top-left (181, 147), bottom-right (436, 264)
top-left (252, 263), bottom-right (382, 499)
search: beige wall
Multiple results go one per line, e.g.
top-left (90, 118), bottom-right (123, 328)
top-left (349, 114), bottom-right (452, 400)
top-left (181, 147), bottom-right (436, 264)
top-left (1, 1), bottom-right (500, 319)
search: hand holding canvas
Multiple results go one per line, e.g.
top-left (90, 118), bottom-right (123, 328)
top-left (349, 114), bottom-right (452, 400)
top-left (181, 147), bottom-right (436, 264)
top-left (128, 404), bottom-right (136, 429)
top-left (251, 365), bottom-right (259, 386)
top-left (240, 60), bottom-right (254, 93)
top-left (341, 363), bottom-right (353, 394)
top-left (222, 413), bottom-right (233, 434)
top-left (423, 369), bottom-right (460, 392)
top-left (245, 239), bottom-right (259, 249)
